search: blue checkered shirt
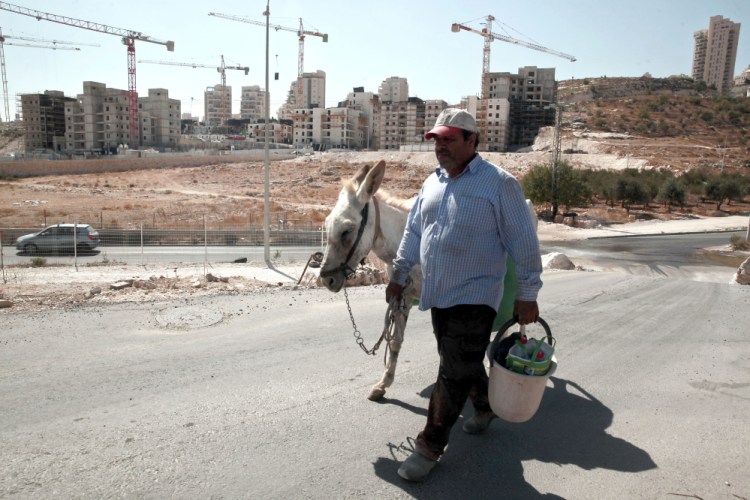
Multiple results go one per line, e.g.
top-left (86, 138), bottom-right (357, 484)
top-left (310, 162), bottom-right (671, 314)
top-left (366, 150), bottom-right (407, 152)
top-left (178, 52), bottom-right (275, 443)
top-left (391, 154), bottom-right (543, 311)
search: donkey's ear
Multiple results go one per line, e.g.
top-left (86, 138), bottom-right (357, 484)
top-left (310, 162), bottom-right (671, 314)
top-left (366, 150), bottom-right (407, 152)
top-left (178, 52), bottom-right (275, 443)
top-left (351, 164), bottom-right (372, 188)
top-left (356, 160), bottom-right (385, 203)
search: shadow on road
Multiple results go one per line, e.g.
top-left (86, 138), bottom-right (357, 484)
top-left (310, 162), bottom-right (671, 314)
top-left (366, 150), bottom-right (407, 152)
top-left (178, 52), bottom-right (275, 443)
top-left (373, 377), bottom-right (657, 498)
top-left (376, 397), bottom-right (428, 417)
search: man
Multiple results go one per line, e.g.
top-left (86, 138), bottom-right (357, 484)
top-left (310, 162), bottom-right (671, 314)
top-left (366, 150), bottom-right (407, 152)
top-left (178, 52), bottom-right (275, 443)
top-left (385, 108), bottom-right (543, 482)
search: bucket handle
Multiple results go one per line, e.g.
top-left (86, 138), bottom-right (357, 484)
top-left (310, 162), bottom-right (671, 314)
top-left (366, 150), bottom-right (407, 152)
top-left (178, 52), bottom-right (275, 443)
top-left (489, 315), bottom-right (553, 365)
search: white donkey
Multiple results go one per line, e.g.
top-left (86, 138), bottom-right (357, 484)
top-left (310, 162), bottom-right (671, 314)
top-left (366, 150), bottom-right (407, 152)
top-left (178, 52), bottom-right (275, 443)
top-left (319, 159), bottom-right (537, 401)
top-left (319, 160), bottom-right (420, 401)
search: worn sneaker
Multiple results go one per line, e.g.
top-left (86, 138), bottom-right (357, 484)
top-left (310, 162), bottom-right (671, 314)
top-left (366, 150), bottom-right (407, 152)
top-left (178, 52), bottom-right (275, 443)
top-left (397, 451), bottom-right (438, 482)
top-left (462, 412), bottom-right (497, 434)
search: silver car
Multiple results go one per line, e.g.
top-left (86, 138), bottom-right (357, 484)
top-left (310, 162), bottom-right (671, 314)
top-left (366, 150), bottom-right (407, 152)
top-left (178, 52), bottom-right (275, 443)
top-left (15, 224), bottom-right (101, 255)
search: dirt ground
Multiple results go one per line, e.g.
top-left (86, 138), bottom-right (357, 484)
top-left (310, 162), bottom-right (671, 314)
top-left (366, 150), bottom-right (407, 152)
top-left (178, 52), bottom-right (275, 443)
top-left (3, 148), bottom-right (748, 231)
top-left (2, 141), bottom-right (749, 313)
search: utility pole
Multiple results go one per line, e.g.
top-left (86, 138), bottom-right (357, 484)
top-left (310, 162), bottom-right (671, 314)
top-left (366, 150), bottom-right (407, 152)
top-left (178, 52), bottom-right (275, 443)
top-left (263, 0), bottom-right (271, 263)
top-left (551, 102), bottom-right (562, 218)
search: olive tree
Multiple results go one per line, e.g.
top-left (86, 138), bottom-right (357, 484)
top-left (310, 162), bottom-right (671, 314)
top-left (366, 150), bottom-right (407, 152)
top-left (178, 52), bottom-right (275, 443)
top-left (615, 178), bottom-right (650, 212)
top-left (657, 178), bottom-right (687, 212)
top-left (521, 161), bottom-right (590, 219)
top-left (704, 176), bottom-right (742, 210)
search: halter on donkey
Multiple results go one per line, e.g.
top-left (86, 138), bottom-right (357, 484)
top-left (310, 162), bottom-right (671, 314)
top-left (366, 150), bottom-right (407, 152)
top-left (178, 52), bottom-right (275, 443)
top-left (319, 160), bottom-right (537, 401)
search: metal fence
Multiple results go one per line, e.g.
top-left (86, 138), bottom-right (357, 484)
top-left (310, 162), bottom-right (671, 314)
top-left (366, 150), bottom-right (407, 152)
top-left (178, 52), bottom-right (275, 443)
top-left (0, 222), bottom-right (329, 268)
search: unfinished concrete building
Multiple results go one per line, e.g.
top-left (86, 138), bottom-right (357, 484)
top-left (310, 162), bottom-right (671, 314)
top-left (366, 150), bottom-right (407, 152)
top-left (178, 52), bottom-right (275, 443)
top-left (20, 90), bottom-right (75, 153)
top-left (61, 82), bottom-right (180, 154)
top-left (379, 100), bottom-right (412, 151)
top-left (138, 89), bottom-right (181, 149)
top-left (240, 85), bottom-right (267, 122)
top-left (204, 84), bottom-right (232, 128)
top-left (483, 66), bottom-right (557, 151)
top-left (312, 107), bottom-right (362, 149)
top-left (65, 82), bottom-right (131, 154)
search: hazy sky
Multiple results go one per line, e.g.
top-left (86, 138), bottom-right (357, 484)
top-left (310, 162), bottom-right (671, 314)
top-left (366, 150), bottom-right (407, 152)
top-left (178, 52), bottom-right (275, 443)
top-left (0, 0), bottom-right (747, 120)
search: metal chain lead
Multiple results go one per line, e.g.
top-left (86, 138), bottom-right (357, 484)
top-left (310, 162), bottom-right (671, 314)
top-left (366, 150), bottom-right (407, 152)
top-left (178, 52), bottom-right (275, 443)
top-left (343, 284), bottom-right (406, 359)
top-left (343, 286), bottom-right (378, 355)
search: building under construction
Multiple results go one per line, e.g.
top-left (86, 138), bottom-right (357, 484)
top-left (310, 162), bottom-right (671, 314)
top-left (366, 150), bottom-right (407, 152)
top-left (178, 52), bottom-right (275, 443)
top-left (484, 66), bottom-right (558, 151)
top-left (20, 91), bottom-right (75, 153)
top-left (20, 81), bottom-right (180, 154)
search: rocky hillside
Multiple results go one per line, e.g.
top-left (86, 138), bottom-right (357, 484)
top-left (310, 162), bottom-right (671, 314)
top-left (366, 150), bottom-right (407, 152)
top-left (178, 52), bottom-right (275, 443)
top-left (557, 76), bottom-right (750, 173)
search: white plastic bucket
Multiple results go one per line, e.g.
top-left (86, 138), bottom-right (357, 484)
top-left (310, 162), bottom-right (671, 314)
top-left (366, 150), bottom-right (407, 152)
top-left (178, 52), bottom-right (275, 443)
top-left (487, 316), bottom-right (557, 423)
top-left (487, 346), bottom-right (557, 423)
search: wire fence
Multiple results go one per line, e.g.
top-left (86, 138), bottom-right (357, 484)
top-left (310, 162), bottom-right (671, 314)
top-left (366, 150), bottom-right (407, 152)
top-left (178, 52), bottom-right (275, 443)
top-left (0, 220), bottom-right (329, 268)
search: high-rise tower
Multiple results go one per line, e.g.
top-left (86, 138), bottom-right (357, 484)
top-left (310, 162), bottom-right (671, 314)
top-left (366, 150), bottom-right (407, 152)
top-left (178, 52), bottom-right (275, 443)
top-left (692, 15), bottom-right (741, 95)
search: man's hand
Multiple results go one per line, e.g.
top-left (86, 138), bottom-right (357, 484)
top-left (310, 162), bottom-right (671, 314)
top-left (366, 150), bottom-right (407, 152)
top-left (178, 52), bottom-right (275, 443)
top-left (514, 300), bottom-right (539, 325)
top-left (385, 281), bottom-right (405, 303)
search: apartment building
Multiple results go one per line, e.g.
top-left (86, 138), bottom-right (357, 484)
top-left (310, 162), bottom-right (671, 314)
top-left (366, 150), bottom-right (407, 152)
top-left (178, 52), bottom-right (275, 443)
top-left (240, 85), bottom-right (268, 122)
top-left (47, 82), bottom-right (181, 153)
top-left (204, 84), bottom-right (232, 127)
top-left (378, 76), bottom-right (409, 103)
top-left (20, 90), bottom-right (75, 152)
top-left (64, 82), bottom-right (130, 153)
top-left (312, 107), bottom-right (362, 149)
top-left (278, 70), bottom-right (326, 121)
top-left (424, 100), bottom-right (449, 133)
top-left (290, 108), bottom-right (315, 148)
top-left (379, 98), bottom-right (425, 151)
top-left (342, 87), bottom-right (380, 149)
top-left (247, 121), bottom-right (289, 144)
top-left (137, 89), bottom-right (181, 149)
top-left (483, 98), bottom-right (512, 152)
top-left (692, 15), bottom-right (741, 95)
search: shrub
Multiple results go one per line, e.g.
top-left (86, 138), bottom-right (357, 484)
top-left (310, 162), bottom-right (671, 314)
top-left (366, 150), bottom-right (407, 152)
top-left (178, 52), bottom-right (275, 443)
top-left (30, 257), bottom-right (47, 267)
top-left (730, 234), bottom-right (749, 251)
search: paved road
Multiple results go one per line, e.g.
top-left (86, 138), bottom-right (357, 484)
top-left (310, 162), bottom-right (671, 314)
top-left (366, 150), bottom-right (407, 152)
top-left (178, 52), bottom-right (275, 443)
top-left (0, 245), bottom-right (323, 266)
top-left (543, 231), bottom-right (745, 282)
top-left (2, 231), bottom-right (744, 275)
top-left (2, 272), bottom-right (749, 498)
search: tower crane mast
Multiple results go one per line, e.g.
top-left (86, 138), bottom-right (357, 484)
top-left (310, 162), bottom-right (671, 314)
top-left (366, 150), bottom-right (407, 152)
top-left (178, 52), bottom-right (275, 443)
top-left (139, 56), bottom-right (249, 127)
top-left (0, 1), bottom-right (174, 147)
top-left (208, 12), bottom-right (327, 106)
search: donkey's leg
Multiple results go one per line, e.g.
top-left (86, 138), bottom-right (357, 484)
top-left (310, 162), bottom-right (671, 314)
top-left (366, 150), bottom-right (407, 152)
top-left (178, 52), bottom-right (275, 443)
top-left (368, 304), bottom-right (411, 401)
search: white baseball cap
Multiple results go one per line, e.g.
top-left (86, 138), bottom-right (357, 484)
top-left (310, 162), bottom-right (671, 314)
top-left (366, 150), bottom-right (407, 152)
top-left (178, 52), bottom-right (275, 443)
top-left (425, 108), bottom-right (478, 139)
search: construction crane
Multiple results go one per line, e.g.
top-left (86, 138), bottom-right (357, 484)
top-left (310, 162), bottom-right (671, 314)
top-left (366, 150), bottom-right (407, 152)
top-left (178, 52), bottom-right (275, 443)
top-left (139, 56), bottom-right (249, 127)
top-left (0, 28), bottom-right (92, 122)
top-left (208, 12), bottom-right (327, 106)
top-left (0, 32), bottom-right (100, 48)
top-left (452, 15), bottom-right (575, 98)
top-left (0, 1), bottom-right (174, 147)
top-left (451, 15), bottom-right (575, 150)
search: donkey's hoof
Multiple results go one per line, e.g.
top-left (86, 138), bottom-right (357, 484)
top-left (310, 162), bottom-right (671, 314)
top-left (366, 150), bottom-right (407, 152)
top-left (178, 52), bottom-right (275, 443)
top-left (368, 387), bottom-right (386, 401)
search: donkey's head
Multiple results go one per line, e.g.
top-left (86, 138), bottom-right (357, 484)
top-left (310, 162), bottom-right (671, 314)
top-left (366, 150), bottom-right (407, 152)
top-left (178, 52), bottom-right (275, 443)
top-left (319, 160), bottom-right (386, 292)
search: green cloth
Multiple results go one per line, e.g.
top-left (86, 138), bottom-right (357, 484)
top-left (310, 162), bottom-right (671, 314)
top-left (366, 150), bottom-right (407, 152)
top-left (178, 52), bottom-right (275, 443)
top-left (493, 256), bottom-right (517, 332)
